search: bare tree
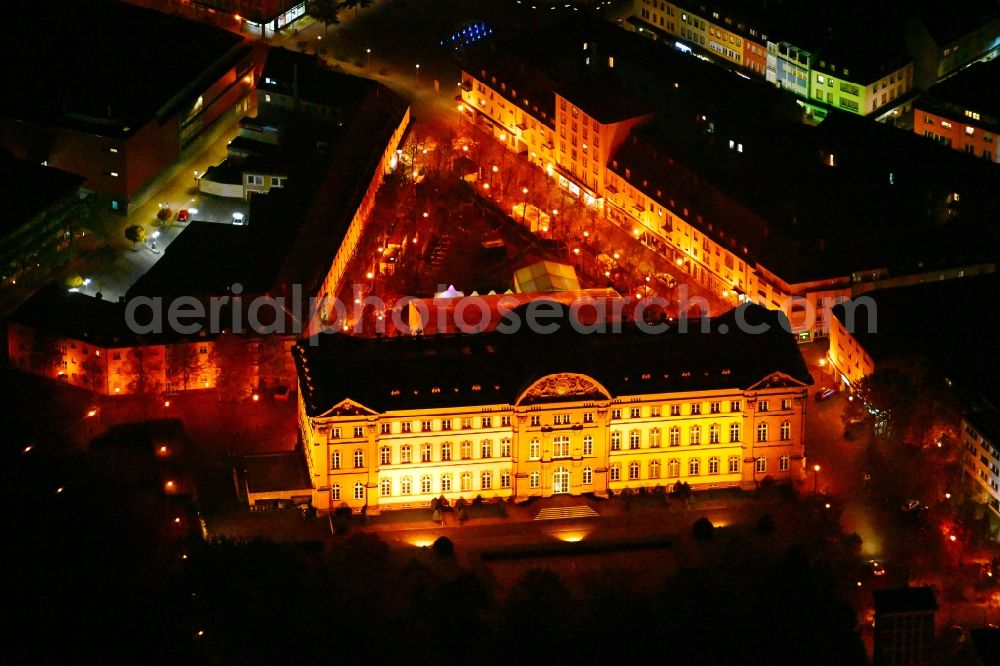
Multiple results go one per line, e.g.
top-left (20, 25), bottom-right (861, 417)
top-left (210, 333), bottom-right (254, 402)
top-left (124, 346), bottom-right (162, 398)
top-left (166, 343), bottom-right (200, 391)
top-left (81, 354), bottom-right (106, 394)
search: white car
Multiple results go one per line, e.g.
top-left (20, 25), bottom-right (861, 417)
top-left (232, 212), bottom-right (246, 226)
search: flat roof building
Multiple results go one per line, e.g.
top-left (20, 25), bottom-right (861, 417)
top-left (0, 0), bottom-right (258, 214)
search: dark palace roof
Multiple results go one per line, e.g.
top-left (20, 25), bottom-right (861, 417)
top-left (294, 304), bottom-right (813, 417)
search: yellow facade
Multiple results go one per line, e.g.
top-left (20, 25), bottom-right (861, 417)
top-left (827, 311), bottom-right (874, 388)
top-left (300, 372), bottom-right (809, 512)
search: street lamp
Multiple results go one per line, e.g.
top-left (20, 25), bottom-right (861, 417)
top-left (366, 48), bottom-right (371, 68)
top-left (812, 464), bottom-right (821, 495)
top-left (415, 63), bottom-right (420, 84)
top-left (521, 187), bottom-right (529, 225)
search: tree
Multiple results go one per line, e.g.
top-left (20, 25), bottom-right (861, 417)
top-left (431, 536), bottom-right (454, 559)
top-left (210, 332), bottom-right (254, 402)
top-left (340, 0), bottom-right (374, 18)
top-left (124, 224), bottom-right (145, 250)
top-left (165, 343), bottom-right (200, 391)
top-left (30, 330), bottom-right (63, 378)
top-left (124, 345), bottom-right (162, 401)
top-left (256, 335), bottom-right (288, 390)
top-left (692, 517), bottom-right (715, 541)
top-left (671, 480), bottom-right (693, 507)
top-left (80, 354), bottom-right (106, 394)
top-left (756, 513), bottom-right (776, 536)
top-left (306, 0), bottom-right (341, 34)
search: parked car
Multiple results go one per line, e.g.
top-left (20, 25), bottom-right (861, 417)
top-left (232, 212), bottom-right (246, 226)
top-left (869, 560), bottom-right (886, 576)
top-left (175, 209), bottom-right (190, 223)
top-left (900, 499), bottom-right (927, 513)
top-left (815, 387), bottom-right (836, 401)
top-left (653, 272), bottom-right (677, 290)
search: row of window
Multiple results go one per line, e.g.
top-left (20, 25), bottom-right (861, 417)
top-left (380, 470), bottom-right (513, 496)
top-left (330, 452), bottom-right (794, 501)
top-left (327, 400), bottom-right (794, 441)
top-left (331, 420), bottom-right (792, 468)
top-left (609, 454), bottom-right (789, 480)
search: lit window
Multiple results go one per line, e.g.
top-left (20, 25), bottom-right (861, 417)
top-left (757, 423), bottom-right (768, 442)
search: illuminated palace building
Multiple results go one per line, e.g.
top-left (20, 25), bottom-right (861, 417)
top-left (291, 306), bottom-right (813, 513)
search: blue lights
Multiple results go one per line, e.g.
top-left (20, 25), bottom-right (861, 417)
top-left (439, 21), bottom-right (494, 50)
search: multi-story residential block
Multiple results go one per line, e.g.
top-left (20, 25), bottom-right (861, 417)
top-left (553, 76), bottom-right (654, 204)
top-left (810, 44), bottom-right (914, 117)
top-left (962, 413), bottom-right (1000, 518)
top-left (631, 0), bottom-right (769, 76)
top-left (873, 587), bottom-right (938, 666)
top-left (630, 0), bottom-right (997, 115)
top-left (0, 0), bottom-right (259, 215)
top-left (7, 285), bottom-right (296, 396)
top-left (289, 305), bottom-right (812, 513)
top-left (914, 57), bottom-right (999, 162)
